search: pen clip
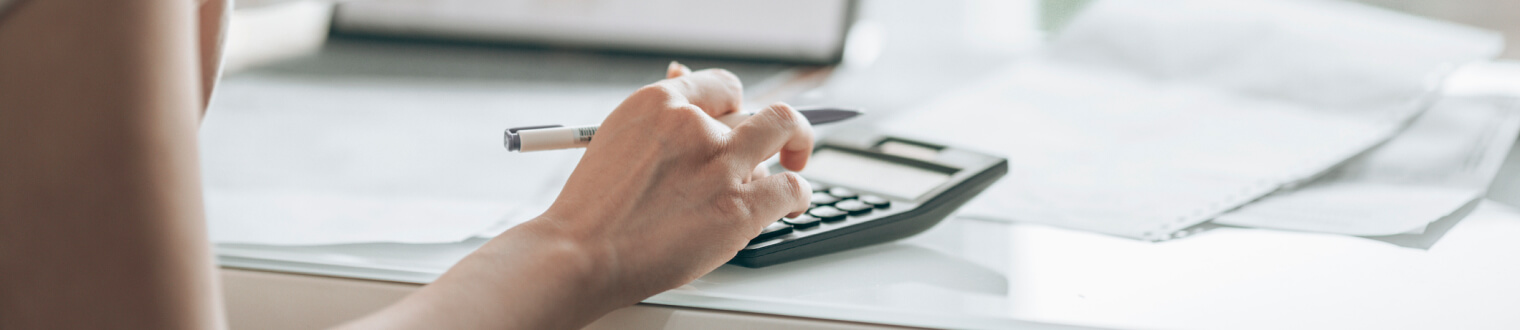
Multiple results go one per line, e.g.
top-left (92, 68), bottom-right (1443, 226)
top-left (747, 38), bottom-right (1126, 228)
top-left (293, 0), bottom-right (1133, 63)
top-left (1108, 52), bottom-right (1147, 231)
top-left (507, 125), bottom-right (564, 133)
top-left (505, 125), bottom-right (564, 152)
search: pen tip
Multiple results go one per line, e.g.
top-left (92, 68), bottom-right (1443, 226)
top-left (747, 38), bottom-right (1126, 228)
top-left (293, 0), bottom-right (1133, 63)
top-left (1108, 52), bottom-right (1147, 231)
top-left (798, 107), bottom-right (863, 125)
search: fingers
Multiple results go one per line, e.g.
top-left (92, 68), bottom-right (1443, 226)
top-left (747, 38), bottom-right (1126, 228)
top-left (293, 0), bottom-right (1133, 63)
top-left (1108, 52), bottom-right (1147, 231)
top-left (746, 172), bottom-right (813, 223)
top-left (666, 61), bottom-right (692, 79)
top-left (748, 165), bottom-right (769, 183)
top-left (727, 103), bottom-right (815, 172)
top-left (657, 67), bottom-right (743, 118)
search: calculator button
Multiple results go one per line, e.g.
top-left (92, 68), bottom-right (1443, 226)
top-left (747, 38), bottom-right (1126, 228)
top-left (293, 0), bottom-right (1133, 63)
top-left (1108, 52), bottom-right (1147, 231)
top-left (827, 187), bottom-right (858, 200)
top-left (806, 179), bottom-right (829, 192)
top-left (810, 192), bottom-right (840, 206)
top-left (834, 200), bottom-right (873, 215)
top-left (750, 221), bottom-right (793, 243)
top-left (859, 195), bottom-right (891, 209)
top-left (808, 206), bottom-right (848, 222)
top-left (782, 215), bottom-right (821, 229)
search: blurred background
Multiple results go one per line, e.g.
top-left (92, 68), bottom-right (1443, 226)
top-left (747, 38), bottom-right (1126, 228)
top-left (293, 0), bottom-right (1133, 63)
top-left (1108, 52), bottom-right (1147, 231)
top-left (202, 2), bottom-right (1520, 329)
top-left (203, 0), bottom-right (1520, 252)
top-left (221, 0), bottom-right (1518, 75)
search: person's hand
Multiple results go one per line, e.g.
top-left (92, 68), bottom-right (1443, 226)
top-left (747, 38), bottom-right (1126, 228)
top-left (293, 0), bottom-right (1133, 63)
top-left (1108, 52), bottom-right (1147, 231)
top-left (541, 62), bottom-right (816, 303)
top-left (344, 63), bottom-right (815, 329)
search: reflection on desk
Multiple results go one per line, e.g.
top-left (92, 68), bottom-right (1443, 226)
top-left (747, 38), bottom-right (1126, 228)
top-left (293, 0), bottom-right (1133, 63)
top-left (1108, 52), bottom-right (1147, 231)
top-left (213, 1), bottom-right (1520, 328)
top-left (221, 195), bottom-right (1520, 329)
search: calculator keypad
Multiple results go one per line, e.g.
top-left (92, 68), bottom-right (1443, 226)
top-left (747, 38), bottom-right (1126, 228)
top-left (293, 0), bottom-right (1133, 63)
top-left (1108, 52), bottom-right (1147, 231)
top-left (750, 221), bottom-right (794, 244)
top-left (826, 187), bottom-right (858, 200)
top-left (747, 183), bottom-right (906, 245)
top-left (808, 179), bottom-right (830, 192)
top-left (859, 195), bottom-right (891, 208)
top-left (808, 206), bottom-right (848, 221)
top-left (782, 215), bottom-right (822, 229)
top-left (834, 200), bottom-right (872, 215)
top-left (810, 192), bottom-right (840, 206)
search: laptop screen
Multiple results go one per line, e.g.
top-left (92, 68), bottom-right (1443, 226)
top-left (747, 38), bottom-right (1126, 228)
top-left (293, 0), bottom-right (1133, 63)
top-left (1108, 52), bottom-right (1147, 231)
top-left (332, 0), bottom-right (854, 64)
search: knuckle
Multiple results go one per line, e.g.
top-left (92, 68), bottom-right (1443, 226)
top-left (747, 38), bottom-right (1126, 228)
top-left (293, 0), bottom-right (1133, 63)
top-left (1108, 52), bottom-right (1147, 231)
top-left (633, 83), bottom-right (677, 101)
top-left (669, 105), bottom-right (710, 133)
top-left (697, 69), bottom-right (744, 94)
top-left (716, 70), bottom-right (743, 89)
top-left (722, 72), bottom-right (744, 94)
top-left (665, 104), bottom-right (723, 152)
top-left (780, 172), bottom-right (810, 202)
top-left (705, 68), bottom-right (741, 84)
top-left (712, 187), bottom-right (754, 220)
top-left (671, 103), bottom-right (707, 119)
top-left (764, 103), bottom-right (802, 130)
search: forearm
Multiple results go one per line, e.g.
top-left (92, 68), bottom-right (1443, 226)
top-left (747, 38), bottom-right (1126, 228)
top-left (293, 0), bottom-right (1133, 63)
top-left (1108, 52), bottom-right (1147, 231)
top-left (341, 219), bottom-right (624, 329)
top-left (0, 0), bottom-right (222, 328)
top-left (342, 65), bottom-right (809, 329)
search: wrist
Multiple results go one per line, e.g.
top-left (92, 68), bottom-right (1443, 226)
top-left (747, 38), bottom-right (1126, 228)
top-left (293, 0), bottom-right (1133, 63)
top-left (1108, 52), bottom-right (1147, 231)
top-left (477, 216), bottom-right (628, 326)
top-left (368, 216), bottom-right (623, 329)
top-left (509, 216), bottom-right (620, 302)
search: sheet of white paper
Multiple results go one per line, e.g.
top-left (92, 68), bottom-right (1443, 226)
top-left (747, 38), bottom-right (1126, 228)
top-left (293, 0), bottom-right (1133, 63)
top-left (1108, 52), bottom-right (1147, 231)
top-left (1214, 95), bottom-right (1520, 236)
top-left (202, 36), bottom-right (800, 245)
top-left (888, 0), bottom-right (1500, 241)
top-left (202, 73), bottom-right (612, 245)
top-left (1050, 0), bottom-right (1501, 116)
top-left (890, 60), bottom-right (1387, 240)
top-left (206, 191), bottom-right (513, 244)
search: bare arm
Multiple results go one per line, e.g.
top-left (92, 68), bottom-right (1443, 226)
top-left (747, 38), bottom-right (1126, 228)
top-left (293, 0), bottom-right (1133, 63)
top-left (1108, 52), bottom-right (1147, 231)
top-left (0, 1), bottom-right (803, 327)
top-left (0, 0), bottom-right (223, 328)
top-left (343, 65), bottom-right (815, 329)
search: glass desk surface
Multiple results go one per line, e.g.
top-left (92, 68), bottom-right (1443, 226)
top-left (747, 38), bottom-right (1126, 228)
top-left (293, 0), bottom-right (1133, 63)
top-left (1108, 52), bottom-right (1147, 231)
top-left (214, 2), bottom-right (1520, 328)
top-left (220, 194), bottom-right (1520, 330)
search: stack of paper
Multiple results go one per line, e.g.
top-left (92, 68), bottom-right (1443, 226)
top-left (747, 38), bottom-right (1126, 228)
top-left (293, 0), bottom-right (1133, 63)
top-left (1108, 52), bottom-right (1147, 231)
top-left (201, 38), bottom-right (799, 246)
top-left (1214, 94), bottom-right (1520, 237)
top-left (201, 72), bottom-right (604, 245)
top-left (882, 0), bottom-right (1503, 241)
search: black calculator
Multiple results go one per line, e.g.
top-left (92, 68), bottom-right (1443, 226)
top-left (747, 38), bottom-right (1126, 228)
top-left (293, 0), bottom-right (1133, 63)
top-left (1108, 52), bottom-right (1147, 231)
top-left (729, 133), bottom-right (1008, 268)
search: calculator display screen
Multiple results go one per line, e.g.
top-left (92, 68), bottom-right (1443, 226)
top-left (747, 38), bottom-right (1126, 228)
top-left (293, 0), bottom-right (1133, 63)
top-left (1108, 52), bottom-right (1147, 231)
top-left (800, 149), bottom-right (954, 200)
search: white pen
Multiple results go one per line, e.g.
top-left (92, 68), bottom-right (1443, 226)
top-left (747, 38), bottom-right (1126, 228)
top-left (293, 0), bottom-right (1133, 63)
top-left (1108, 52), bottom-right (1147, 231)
top-left (504, 106), bottom-right (862, 152)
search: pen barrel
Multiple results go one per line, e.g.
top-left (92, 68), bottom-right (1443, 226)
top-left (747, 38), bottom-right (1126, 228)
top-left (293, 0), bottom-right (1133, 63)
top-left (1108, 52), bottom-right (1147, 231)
top-left (513, 114), bottom-right (748, 152)
top-left (507, 107), bottom-right (857, 152)
top-left (516, 125), bottom-right (599, 152)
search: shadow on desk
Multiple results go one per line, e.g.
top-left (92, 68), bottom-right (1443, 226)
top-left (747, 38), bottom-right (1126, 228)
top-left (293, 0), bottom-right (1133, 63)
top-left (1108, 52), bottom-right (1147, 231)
top-left (699, 243), bottom-right (1009, 298)
top-left (1195, 198), bottom-right (1480, 251)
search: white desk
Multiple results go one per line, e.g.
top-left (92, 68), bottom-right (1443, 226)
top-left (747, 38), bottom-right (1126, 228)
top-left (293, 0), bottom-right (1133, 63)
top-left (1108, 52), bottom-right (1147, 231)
top-left (215, 1), bottom-right (1520, 329)
top-left (220, 181), bottom-right (1520, 330)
